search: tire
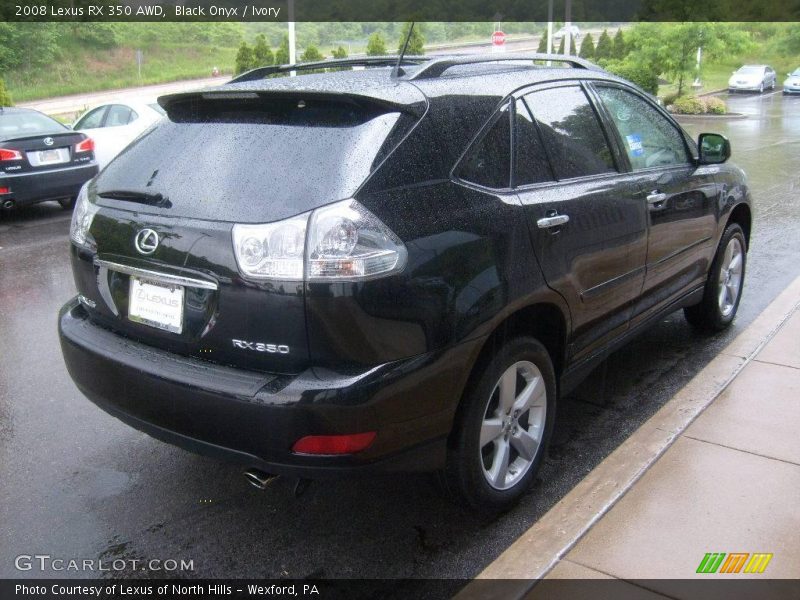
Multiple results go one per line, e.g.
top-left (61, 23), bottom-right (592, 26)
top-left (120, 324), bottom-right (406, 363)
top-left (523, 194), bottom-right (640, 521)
top-left (58, 196), bottom-right (76, 210)
top-left (759, 83), bottom-right (764, 94)
top-left (443, 336), bottom-right (556, 513)
top-left (684, 223), bottom-right (746, 332)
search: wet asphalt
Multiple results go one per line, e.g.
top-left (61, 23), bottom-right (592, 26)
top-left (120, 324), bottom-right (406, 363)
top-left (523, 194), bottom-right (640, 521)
top-left (1, 91), bottom-right (798, 587)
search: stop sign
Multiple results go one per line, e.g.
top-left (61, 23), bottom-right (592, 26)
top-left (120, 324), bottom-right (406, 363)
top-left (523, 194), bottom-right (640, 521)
top-left (492, 31), bottom-right (506, 46)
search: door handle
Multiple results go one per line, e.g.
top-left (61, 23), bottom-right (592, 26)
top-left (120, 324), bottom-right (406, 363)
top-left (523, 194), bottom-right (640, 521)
top-left (537, 214), bottom-right (570, 229)
top-left (646, 191), bottom-right (668, 211)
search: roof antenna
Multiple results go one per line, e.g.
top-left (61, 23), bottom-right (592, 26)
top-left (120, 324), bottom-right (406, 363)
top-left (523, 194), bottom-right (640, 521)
top-left (392, 22), bottom-right (415, 79)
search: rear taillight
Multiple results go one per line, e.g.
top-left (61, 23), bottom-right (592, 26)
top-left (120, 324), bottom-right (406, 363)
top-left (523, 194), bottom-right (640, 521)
top-left (292, 432), bottom-right (377, 455)
top-left (69, 184), bottom-right (98, 250)
top-left (232, 199), bottom-right (407, 282)
top-left (0, 148), bottom-right (22, 161)
top-left (0, 187), bottom-right (10, 194)
top-left (75, 138), bottom-right (95, 153)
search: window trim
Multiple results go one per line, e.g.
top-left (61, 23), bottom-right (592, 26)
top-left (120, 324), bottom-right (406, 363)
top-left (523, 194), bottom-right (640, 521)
top-left (587, 81), bottom-right (697, 171)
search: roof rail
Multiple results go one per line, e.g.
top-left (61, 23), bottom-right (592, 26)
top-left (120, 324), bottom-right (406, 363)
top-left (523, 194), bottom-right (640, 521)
top-left (407, 53), bottom-right (602, 80)
top-left (229, 56), bottom-right (433, 84)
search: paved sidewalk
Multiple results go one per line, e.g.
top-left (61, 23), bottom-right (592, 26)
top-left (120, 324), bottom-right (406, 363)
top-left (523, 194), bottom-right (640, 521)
top-left (547, 307), bottom-right (800, 587)
top-left (458, 276), bottom-right (800, 600)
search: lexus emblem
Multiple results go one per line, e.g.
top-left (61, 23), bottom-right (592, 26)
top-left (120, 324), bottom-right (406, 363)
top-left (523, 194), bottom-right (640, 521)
top-left (43, 137), bottom-right (54, 146)
top-left (135, 229), bottom-right (159, 255)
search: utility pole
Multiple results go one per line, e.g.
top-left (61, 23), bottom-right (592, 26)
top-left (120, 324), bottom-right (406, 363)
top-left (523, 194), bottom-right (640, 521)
top-left (564, 0), bottom-right (572, 56)
top-left (547, 0), bottom-right (553, 55)
top-left (288, 0), bottom-right (296, 76)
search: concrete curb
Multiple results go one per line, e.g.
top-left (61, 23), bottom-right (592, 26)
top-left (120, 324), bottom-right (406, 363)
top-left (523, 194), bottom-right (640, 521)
top-left (455, 275), bottom-right (800, 597)
top-left (673, 112), bottom-right (748, 121)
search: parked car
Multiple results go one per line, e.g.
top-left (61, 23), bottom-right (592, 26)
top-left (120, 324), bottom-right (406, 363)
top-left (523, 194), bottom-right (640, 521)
top-left (58, 55), bottom-right (751, 512)
top-left (0, 107), bottom-right (98, 211)
top-left (783, 67), bottom-right (800, 94)
top-left (728, 65), bottom-right (777, 93)
top-left (73, 101), bottom-right (164, 169)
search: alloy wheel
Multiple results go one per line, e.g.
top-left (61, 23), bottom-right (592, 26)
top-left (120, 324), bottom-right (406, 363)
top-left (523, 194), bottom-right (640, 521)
top-left (479, 361), bottom-right (547, 491)
top-left (718, 237), bottom-right (744, 318)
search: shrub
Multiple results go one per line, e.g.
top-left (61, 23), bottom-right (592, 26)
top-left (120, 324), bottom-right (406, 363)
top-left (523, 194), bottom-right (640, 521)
top-left (605, 61), bottom-right (659, 95)
top-left (0, 78), bottom-right (12, 106)
top-left (703, 96), bottom-right (727, 114)
top-left (670, 95), bottom-right (705, 114)
top-left (661, 91), bottom-right (681, 107)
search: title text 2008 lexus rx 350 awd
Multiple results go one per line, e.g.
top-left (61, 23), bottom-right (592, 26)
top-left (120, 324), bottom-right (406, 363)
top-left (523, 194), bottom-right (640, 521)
top-left (59, 55), bottom-right (751, 512)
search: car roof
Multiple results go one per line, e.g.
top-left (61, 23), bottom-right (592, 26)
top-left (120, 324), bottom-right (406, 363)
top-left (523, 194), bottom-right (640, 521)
top-left (165, 58), bottom-right (628, 115)
top-left (0, 107), bottom-right (44, 115)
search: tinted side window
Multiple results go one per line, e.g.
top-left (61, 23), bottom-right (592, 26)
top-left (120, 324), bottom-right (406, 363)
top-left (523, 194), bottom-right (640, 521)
top-left (458, 106), bottom-right (511, 189)
top-left (595, 86), bottom-right (690, 170)
top-left (514, 99), bottom-right (554, 186)
top-left (523, 86), bottom-right (616, 179)
top-left (75, 107), bottom-right (107, 130)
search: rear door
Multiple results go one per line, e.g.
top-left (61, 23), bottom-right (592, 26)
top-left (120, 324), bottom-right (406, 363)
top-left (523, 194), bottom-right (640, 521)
top-left (589, 83), bottom-right (718, 325)
top-left (514, 83), bottom-right (648, 361)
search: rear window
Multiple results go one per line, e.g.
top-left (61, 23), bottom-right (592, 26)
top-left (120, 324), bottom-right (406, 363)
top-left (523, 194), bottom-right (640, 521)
top-left (457, 105), bottom-right (511, 189)
top-left (0, 111), bottom-right (68, 138)
top-left (94, 96), bottom-right (412, 222)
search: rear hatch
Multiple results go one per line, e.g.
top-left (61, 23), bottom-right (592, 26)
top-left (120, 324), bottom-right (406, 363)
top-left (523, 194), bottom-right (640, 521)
top-left (75, 89), bottom-right (422, 374)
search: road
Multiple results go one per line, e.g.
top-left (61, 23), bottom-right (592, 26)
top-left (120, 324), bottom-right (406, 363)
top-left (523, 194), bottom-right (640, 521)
top-left (1, 91), bottom-right (797, 591)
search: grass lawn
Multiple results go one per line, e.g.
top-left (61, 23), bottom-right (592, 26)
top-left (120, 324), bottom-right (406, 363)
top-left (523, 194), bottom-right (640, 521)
top-left (5, 44), bottom-right (237, 102)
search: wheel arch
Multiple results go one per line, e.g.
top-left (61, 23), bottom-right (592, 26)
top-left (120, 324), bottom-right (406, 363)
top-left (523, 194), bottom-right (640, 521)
top-left (727, 202), bottom-right (752, 248)
top-left (449, 301), bottom-right (569, 447)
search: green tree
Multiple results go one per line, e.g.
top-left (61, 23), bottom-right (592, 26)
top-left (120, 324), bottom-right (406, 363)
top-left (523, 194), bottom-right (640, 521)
top-left (300, 45), bottom-right (324, 62)
top-left (557, 35), bottom-right (577, 56)
top-left (537, 27), bottom-right (548, 53)
top-left (252, 34), bottom-right (274, 67)
top-left (275, 34), bottom-right (290, 65)
top-left (366, 32), bottom-right (387, 56)
top-left (331, 46), bottom-right (348, 59)
top-left (595, 29), bottom-right (614, 60)
top-left (579, 33), bottom-right (595, 59)
top-left (0, 78), bottom-right (12, 106)
top-left (398, 22), bottom-right (425, 55)
top-left (623, 22), bottom-right (752, 95)
top-left (234, 41), bottom-right (255, 75)
top-left (612, 29), bottom-right (627, 59)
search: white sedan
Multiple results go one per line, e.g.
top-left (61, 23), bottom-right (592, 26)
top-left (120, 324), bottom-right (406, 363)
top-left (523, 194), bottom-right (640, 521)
top-left (73, 101), bottom-right (164, 169)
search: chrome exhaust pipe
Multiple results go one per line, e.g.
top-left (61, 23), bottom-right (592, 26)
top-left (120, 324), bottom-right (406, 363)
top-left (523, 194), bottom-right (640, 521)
top-left (243, 469), bottom-right (279, 490)
top-left (2, 200), bottom-right (14, 209)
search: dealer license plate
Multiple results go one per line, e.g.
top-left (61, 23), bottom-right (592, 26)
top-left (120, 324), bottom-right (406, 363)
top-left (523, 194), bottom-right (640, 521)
top-left (128, 277), bottom-right (184, 334)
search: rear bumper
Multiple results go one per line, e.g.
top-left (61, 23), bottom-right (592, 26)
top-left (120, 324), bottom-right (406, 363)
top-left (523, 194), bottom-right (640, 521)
top-left (58, 298), bottom-right (478, 477)
top-left (0, 162), bottom-right (98, 207)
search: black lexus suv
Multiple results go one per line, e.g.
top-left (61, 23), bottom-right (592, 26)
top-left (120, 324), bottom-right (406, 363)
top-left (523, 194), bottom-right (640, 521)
top-left (59, 54), bottom-right (751, 512)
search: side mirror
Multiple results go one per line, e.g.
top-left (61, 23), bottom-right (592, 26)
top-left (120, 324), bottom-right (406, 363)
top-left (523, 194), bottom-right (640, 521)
top-left (698, 133), bottom-right (731, 165)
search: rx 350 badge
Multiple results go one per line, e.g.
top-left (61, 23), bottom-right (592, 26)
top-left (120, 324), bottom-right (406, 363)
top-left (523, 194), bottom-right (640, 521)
top-left (232, 339), bottom-right (290, 354)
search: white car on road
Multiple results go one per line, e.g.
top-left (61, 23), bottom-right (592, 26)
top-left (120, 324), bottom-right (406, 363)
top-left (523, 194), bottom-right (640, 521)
top-left (73, 101), bottom-right (164, 169)
top-left (784, 68), bottom-right (800, 94)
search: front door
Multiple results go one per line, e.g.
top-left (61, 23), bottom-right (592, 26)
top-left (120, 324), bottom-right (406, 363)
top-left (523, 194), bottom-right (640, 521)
top-left (590, 84), bottom-right (719, 325)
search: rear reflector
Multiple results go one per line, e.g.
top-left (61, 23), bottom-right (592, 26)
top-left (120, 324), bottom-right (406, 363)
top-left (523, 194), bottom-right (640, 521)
top-left (0, 148), bottom-right (22, 161)
top-left (292, 432), bottom-right (377, 455)
top-left (75, 138), bottom-right (95, 153)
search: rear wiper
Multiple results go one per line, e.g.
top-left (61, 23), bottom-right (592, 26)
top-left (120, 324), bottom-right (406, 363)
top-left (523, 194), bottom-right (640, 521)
top-left (97, 189), bottom-right (171, 208)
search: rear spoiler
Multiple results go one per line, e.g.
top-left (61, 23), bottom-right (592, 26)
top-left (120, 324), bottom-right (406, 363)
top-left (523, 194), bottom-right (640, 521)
top-left (158, 87), bottom-right (428, 119)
